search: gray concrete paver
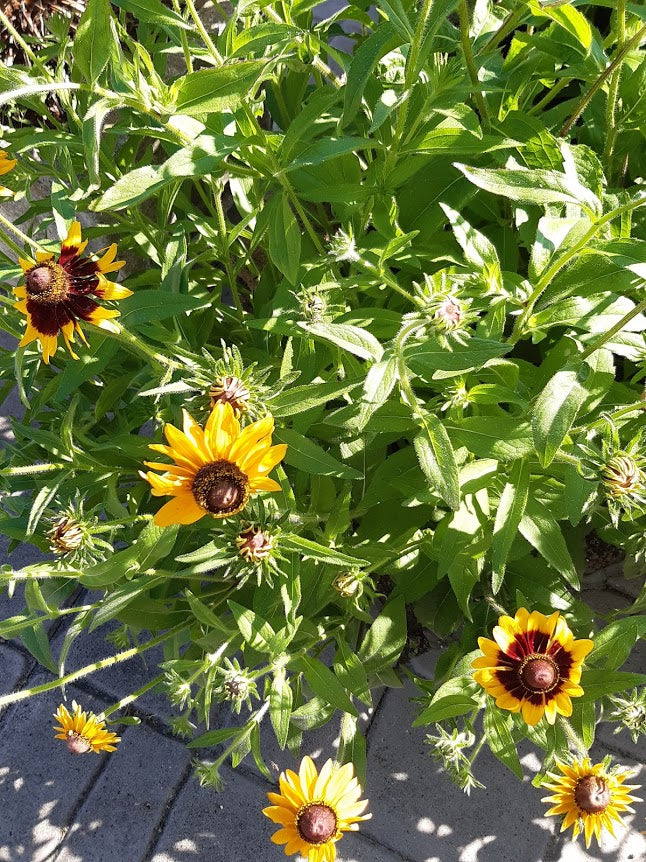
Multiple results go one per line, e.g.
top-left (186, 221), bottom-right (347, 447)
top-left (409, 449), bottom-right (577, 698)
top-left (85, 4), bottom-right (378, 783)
top-left (0, 642), bottom-right (29, 695)
top-left (0, 680), bottom-right (109, 862)
top-left (149, 765), bottom-right (405, 862)
top-left (53, 722), bottom-right (191, 862)
top-left (361, 678), bottom-right (556, 862)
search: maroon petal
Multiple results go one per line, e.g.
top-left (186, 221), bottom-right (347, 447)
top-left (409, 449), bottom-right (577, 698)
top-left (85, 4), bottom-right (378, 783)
top-left (66, 294), bottom-right (100, 322)
top-left (26, 299), bottom-right (73, 337)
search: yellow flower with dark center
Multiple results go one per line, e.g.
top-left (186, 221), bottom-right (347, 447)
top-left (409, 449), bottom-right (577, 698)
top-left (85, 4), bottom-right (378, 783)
top-left (13, 220), bottom-right (131, 363)
top-left (0, 149), bottom-right (17, 195)
top-left (53, 701), bottom-right (120, 754)
top-left (141, 402), bottom-right (287, 527)
top-left (471, 608), bottom-right (593, 726)
top-left (263, 756), bottom-right (371, 862)
top-left (542, 758), bottom-right (641, 847)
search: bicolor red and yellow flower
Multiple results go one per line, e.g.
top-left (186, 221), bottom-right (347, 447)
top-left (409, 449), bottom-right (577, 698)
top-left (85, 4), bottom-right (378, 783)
top-left (542, 757), bottom-right (641, 847)
top-left (0, 149), bottom-right (17, 195)
top-left (13, 220), bottom-right (131, 363)
top-left (53, 701), bottom-right (120, 754)
top-left (472, 608), bottom-right (593, 725)
top-left (141, 402), bottom-right (286, 527)
top-left (263, 756), bottom-right (371, 861)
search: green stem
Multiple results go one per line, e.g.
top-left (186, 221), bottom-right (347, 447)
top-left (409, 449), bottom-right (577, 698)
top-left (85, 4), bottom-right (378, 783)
top-left (579, 297), bottom-right (646, 361)
top-left (0, 624), bottom-right (187, 710)
top-left (100, 674), bottom-right (166, 720)
top-left (560, 23), bottom-right (646, 138)
top-left (357, 256), bottom-right (423, 307)
top-left (172, 0), bottom-right (194, 73)
top-left (214, 190), bottom-right (244, 318)
top-left (603, 0), bottom-right (627, 177)
top-left (0, 212), bottom-right (47, 253)
top-left (559, 716), bottom-right (588, 758)
top-left (263, 6), bottom-right (343, 88)
top-left (0, 9), bottom-right (45, 69)
top-left (570, 402), bottom-right (645, 436)
top-left (184, 0), bottom-right (224, 63)
top-left (508, 197), bottom-right (646, 344)
top-left (458, 0), bottom-right (490, 130)
top-left (0, 462), bottom-right (66, 477)
top-left (405, 0), bottom-right (435, 87)
top-left (104, 326), bottom-right (182, 370)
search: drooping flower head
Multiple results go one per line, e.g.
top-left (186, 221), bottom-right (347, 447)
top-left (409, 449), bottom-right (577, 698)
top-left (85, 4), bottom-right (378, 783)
top-left (13, 220), bottom-right (131, 363)
top-left (0, 149), bottom-right (17, 195)
top-left (141, 402), bottom-right (287, 527)
top-left (472, 608), bottom-right (593, 726)
top-left (542, 757), bottom-right (641, 847)
top-left (53, 701), bottom-right (120, 754)
top-left (263, 756), bottom-right (371, 861)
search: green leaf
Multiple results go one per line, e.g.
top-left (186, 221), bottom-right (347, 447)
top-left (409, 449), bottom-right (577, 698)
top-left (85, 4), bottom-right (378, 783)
top-left (280, 534), bottom-right (368, 567)
top-left (300, 322), bottom-right (384, 362)
top-left (74, 0), bottom-right (113, 83)
top-left (228, 601), bottom-right (276, 653)
top-left (173, 61), bottom-right (268, 116)
top-left (588, 617), bottom-right (646, 671)
top-left (491, 459), bottom-right (530, 593)
top-left (118, 290), bottom-right (210, 326)
top-left (187, 727), bottom-right (240, 749)
top-left (342, 22), bottom-right (402, 127)
top-left (270, 668), bottom-right (293, 750)
top-left (20, 623), bottom-right (57, 673)
top-left (268, 194), bottom-right (301, 285)
top-left (82, 98), bottom-right (118, 189)
top-left (455, 163), bottom-right (600, 215)
top-left (270, 381), bottom-right (360, 417)
top-left (356, 354), bottom-right (398, 430)
top-left (295, 656), bottom-right (358, 716)
top-left (519, 500), bottom-right (579, 589)
top-left (532, 363), bottom-right (588, 467)
top-left (285, 138), bottom-right (377, 172)
top-left (445, 417), bottom-right (534, 461)
top-left (334, 640), bottom-right (371, 707)
top-left (185, 590), bottom-right (230, 634)
top-left (358, 597), bottom-right (407, 674)
top-left (406, 336), bottom-right (511, 377)
top-left (111, 0), bottom-right (192, 28)
top-left (93, 134), bottom-right (239, 211)
top-left (338, 713), bottom-right (367, 786)
top-left (484, 704), bottom-right (523, 779)
top-left (274, 428), bottom-right (362, 479)
top-left (440, 202), bottom-right (501, 277)
top-left (579, 669), bottom-right (646, 701)
top-left (528, 0), bottom-right (592, 52)
top-left (413, 415), bottom-right (460, 511)
top-left (89, 576), bottom-right (163, 632)
top-left (413, 676), bottom-right (480, 726)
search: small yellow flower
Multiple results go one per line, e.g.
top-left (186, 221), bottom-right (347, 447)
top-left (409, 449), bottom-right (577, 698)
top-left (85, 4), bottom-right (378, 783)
top-left (13, 220), bottom-right (131, 363)
top-left (472, 608), bottom-right (593, 726)
top-left (0, 149), bottom-right (17, 195)
top-left (141, 402), bottom-right (287, 527)
top-left (263, 756), bottom-right (371, 862)
top-left (53, 701), bottom-right (120, 754)
top-left (542, 758), bottom-right (641, 847)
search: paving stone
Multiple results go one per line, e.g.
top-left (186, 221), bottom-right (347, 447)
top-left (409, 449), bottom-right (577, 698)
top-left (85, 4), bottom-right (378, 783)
top-left (596, 633), bottom-right (646, 765)
top-left (0, 680), bottom-right (109, 862)
top-left (0, 642), bottom-right (29, 696)
top-left (607, 574), bottom-right (645, 600)
top-left (361, 679), bottom-right (556, 862)
top-left (54, 722), bottom-right (191, 862)
top-left (149, 764), bottom-right (404, 862)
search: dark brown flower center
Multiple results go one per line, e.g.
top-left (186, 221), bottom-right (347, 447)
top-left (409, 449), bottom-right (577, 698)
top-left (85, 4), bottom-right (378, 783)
top-left (519, 655), bottom-right (559, 692)
top-left (25, 262), bottom-right (69, 303)
top-left (296, 803), bottom-right (337, 845)
top-left (574, 775), bottom-right (611, 814)
top-left (66, 731), bottom-right (92, 755)
top-left (191, 460), bottom-right (249, 518)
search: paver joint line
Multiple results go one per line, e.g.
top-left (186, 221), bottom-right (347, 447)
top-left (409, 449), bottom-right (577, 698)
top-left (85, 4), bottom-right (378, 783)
top-left (141, 760), bottom-right (195, 862)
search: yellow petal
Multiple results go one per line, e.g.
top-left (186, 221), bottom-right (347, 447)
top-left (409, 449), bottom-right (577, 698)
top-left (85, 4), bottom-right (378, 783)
top-left (153, 494), bottom-right (205, 527)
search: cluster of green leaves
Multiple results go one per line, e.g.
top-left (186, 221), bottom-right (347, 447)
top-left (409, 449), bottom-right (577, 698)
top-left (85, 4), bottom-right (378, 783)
top-left (1, 0), bottom-right (645, 789)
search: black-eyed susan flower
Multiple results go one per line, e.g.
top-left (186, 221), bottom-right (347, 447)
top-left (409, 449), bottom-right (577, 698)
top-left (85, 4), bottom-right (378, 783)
top-left (53, 701), bottom-right (120, 754)
top-left (0, 149), bottom-right (17, 195)
top-left (263, 756), bottom-right (371, 862)
top-left (141, 402), bottom-right (287, 527)
top-left (542, 757), bottom-right (641, 847)
top-left (471, 608), bottom-right (593, 726)
top-left (13, 220), bottom-right (131, 363)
